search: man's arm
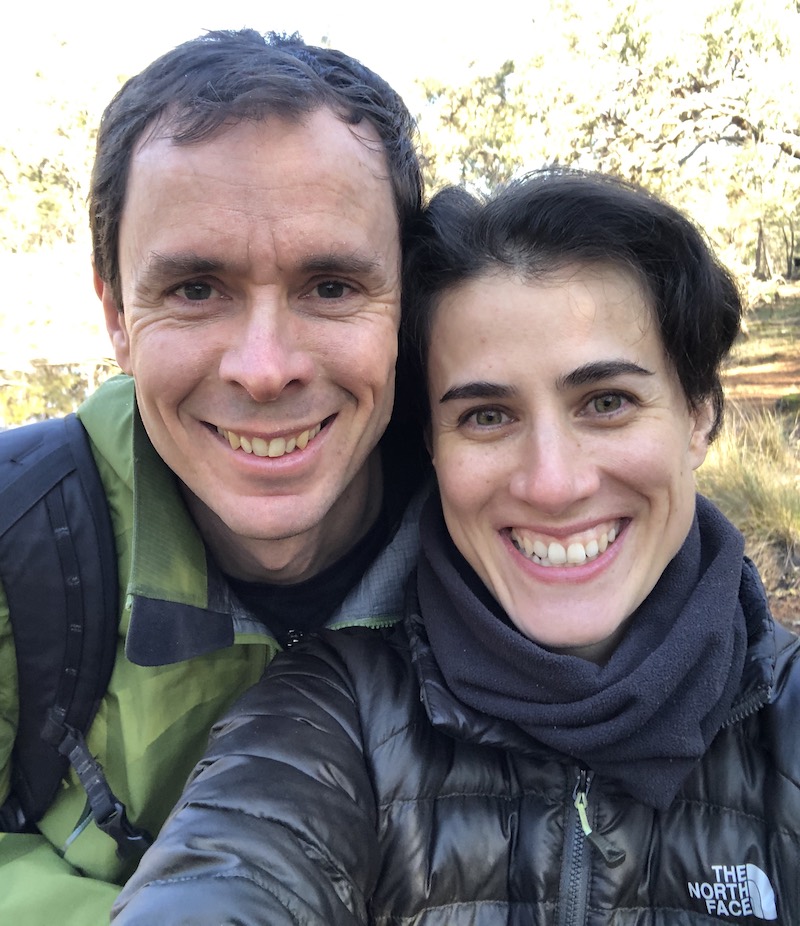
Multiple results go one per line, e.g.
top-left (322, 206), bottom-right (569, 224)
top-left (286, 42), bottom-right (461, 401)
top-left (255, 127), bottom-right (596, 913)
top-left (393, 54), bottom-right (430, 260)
top-left (112, 638), bottom-right (381, 926)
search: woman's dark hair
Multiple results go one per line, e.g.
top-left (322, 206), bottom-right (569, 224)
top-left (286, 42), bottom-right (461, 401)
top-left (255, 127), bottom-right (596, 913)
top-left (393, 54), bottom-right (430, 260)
top-left (401, 169), bottom-right (742, 441)
top-left (90, 29), bottom-right (422, 311)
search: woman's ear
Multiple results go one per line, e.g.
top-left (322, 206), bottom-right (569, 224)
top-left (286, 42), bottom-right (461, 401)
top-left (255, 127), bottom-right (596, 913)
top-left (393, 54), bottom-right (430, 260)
top-left (688, 399), bottom-right (715, 471)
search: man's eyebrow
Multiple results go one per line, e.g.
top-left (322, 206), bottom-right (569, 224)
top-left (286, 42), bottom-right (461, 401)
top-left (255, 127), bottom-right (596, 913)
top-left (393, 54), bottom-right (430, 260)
top-left (138, 251), bottom-right (384, 285)
top-left (559, 360), bottom-right (654, 389)
top-left (299, 252), bottom-right (383, 277)
top-left (439, 382), bottom-right (518, 404)
top-left (140, 252), bottom-right (223, 282)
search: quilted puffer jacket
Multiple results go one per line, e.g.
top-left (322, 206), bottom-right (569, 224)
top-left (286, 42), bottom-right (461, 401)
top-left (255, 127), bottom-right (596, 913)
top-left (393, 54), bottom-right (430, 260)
top-left (113, 588), bottom-right (800, 925)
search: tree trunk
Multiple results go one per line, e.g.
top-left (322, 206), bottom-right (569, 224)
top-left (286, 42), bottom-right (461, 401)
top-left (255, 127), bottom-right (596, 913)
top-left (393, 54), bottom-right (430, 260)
top-left (754, 219), bottom-right (772, 281)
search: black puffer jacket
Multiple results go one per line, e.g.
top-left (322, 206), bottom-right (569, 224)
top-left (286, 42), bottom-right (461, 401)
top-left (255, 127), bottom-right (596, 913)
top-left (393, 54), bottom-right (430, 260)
top-left (113, 591), bottom-right (800, 925)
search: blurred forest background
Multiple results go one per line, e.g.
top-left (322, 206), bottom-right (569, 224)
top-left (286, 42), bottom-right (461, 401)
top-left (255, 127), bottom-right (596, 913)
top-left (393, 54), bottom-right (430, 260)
top-left (1, 0), bottom-right (800, 622)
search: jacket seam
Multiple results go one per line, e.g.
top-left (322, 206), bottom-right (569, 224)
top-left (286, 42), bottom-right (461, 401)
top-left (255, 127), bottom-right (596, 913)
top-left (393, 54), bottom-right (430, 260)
top-left (135, 873), bottom-right (304, 926)
top-left (377, 785), bottom-right (556, 811)
top-left (674, 795), bottom-right (796, 837)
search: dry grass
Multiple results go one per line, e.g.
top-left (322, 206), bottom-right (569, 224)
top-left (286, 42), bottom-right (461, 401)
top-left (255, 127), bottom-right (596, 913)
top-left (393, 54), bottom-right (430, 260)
top-left (697, 403), bottom-right (800, 627)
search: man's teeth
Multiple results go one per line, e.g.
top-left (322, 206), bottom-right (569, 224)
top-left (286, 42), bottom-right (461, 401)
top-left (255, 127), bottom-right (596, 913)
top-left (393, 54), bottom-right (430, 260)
top-left (510, 525), bottom-right (618, 567)
top-left (216, 423), bottom-right (322, 458)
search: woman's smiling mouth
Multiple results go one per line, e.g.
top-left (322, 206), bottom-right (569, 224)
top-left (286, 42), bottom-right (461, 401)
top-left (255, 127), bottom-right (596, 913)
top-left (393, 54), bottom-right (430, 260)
top-left (509, 520), bottom-right (623, 567)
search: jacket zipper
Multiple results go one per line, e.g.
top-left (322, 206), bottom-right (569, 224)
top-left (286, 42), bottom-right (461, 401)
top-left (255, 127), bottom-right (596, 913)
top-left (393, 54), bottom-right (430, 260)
top-left (573, 770), bottom-right (626, 868)
top-left (558, 769), bottom-right (590, 926)
top-left (326, 617), bottom-right (399, 632)
top-left (721, 685), bottom-right (770, 728)
top-left (558, 769), bottom-right (626, 926)
top-left (282, 618), bottom-right (399, 649)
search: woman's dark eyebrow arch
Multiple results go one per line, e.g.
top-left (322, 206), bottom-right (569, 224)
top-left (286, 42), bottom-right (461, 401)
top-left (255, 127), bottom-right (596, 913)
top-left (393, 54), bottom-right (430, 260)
top-left (559, 360), bottom-right (654, 389)
top-left (439, 382), bottom-right (517, 404)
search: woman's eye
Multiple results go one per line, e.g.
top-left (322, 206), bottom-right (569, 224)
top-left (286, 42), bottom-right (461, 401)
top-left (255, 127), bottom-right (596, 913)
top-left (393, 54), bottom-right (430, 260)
top-left (591, 394), bottom-right (625, 414)
top-left (315, 281), bottom-right (348, 299)
top-left (472, 408), bottom-right (507, 427)
top-left (177, 282), bottom-right (215, 301)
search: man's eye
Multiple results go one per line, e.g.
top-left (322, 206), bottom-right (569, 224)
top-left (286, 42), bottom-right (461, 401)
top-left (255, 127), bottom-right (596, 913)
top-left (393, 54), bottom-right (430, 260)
top-left (177, 282), bottom-right (215, 301)
top-left (315, 281), bottom-right (348, 299)
top-left (591, 394), bottom-right (625, 414)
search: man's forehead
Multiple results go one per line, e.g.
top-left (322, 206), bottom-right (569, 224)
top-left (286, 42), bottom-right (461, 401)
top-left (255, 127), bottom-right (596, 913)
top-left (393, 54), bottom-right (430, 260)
top-left (118, 104), bottom-right (401, 283)
top-left (131, 104), bottom-right (385, 164)
top-left (122, 107), bottom-right (399, 249)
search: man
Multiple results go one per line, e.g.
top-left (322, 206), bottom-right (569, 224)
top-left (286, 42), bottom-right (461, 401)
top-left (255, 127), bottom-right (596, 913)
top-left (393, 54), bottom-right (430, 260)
top-left (0, 29), bottom-right (425, 924)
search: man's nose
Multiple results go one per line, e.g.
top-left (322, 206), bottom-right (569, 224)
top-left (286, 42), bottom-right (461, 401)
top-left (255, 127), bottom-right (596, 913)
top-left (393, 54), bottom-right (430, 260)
top-left (219, 295), bottom-right (316, 402)
top-left (508, 420), bottom-right (600, 515)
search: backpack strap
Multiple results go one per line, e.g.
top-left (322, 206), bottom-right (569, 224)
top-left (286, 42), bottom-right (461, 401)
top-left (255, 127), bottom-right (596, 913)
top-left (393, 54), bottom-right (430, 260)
top-left (0, 414), bottom-right (151, 860)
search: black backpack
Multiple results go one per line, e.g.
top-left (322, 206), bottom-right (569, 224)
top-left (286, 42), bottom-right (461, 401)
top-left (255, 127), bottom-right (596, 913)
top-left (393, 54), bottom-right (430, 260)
top-left (0, 414), bottom-right (151, 860)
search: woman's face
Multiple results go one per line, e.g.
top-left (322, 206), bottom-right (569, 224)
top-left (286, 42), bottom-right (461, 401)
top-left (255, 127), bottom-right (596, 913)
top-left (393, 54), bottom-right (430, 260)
top-left (427, 265), bottom-right (712, 663)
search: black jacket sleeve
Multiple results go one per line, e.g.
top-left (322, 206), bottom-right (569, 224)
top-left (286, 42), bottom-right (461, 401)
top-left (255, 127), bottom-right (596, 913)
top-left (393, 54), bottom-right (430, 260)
top-left (112, 636), bottom-right (381, 925)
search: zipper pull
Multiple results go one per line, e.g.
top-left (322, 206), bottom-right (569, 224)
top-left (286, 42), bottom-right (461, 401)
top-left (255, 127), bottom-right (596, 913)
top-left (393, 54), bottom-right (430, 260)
top-left (573, 771), bottom-right (626, 869)
top-left (283, 629), bottom-right (304, 649)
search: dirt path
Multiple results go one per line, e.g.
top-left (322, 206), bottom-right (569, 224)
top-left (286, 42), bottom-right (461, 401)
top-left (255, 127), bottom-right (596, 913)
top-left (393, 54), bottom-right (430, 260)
top-left (724, 356), bottom-right (800, 407)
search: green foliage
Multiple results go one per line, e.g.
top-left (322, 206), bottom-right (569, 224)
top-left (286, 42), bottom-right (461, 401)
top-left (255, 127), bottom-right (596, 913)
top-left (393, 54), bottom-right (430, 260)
top-left (0, 361), bottom-right (117, 428)
top-left (414, 0), bottom-right (800, 283)
top-left (421, 62), bottom-right (526, 192)
top-left (1, 44), bottom-right (101, 255)
top-left (0, 105), bottom-right (96, 252)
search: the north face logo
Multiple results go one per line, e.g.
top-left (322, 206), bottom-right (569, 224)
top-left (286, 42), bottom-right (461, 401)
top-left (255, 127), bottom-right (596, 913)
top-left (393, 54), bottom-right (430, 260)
top-left (687, 864), bottom-right (777, 919)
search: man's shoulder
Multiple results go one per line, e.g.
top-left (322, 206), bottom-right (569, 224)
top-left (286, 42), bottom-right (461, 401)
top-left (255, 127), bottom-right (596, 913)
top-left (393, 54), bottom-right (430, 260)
top-left (0, 414), bottom-right (102, 516)
top-left (77, 375), bottom-right (136, 492)
top-left (0, 407), bottom-right (120, 832)
top-left (0, 375), bottom-right (136, 519)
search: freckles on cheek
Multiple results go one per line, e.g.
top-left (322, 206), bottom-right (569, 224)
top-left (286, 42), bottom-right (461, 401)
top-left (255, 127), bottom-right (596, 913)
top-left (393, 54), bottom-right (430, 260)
top-left (436, 456), bottom-right (479, 504)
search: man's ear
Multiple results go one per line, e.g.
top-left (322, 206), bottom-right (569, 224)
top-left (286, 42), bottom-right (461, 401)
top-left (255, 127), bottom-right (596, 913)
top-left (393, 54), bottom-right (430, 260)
top-left (688, 399), bottom-right (715, 471)
top-left (94, 268), bottom-right (132, 374)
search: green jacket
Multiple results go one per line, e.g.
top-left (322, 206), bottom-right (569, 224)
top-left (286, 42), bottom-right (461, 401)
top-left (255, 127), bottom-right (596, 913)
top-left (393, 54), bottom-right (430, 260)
top-left (0, 375), bottom-right (420, 925)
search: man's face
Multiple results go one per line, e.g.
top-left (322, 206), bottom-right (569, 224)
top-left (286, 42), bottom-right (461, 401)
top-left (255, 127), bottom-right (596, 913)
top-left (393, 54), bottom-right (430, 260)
top-left (99, 109), bottom-right (402, 580)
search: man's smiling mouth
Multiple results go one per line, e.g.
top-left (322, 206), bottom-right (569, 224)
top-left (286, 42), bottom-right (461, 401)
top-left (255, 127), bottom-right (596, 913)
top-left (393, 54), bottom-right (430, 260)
top-left (216, 423), bottom-right (323, 458)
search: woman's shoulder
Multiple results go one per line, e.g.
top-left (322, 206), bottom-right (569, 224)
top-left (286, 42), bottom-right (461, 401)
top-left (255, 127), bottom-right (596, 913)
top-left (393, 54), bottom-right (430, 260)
top-left (763, 622), bottom-right (800, 758)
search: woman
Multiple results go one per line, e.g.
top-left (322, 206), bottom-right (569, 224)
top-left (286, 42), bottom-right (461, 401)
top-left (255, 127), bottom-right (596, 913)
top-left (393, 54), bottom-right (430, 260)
top-left (113, 172), bottom-right (800, 924)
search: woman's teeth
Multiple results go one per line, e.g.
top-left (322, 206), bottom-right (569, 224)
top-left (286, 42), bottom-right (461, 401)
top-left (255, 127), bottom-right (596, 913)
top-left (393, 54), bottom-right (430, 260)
top-left (510, 524), bottom-right (619, 567)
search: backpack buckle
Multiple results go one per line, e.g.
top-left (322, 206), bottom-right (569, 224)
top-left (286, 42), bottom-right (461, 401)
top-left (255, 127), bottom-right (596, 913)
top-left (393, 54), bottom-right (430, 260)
top-left (96, 801), bottom-right (154, 862)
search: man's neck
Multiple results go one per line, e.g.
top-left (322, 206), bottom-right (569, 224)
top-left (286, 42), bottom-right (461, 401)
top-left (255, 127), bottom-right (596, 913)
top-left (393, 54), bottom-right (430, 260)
top-left (182, 452), bottom-right (384, 585)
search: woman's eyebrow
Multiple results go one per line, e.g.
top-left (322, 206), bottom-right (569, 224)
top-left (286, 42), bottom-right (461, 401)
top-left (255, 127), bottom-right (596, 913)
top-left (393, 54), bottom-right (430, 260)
top-left (439, 382), bottom-right (518, 404)
top-left (437, 362), bottom-right (654, 405)
top-left (558, 360), bottom-right (654, 389)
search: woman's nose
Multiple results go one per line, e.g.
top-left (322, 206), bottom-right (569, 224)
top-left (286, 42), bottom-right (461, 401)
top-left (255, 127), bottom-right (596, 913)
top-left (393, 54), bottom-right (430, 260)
top-left (508, 421), bottom-right (600, 515)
